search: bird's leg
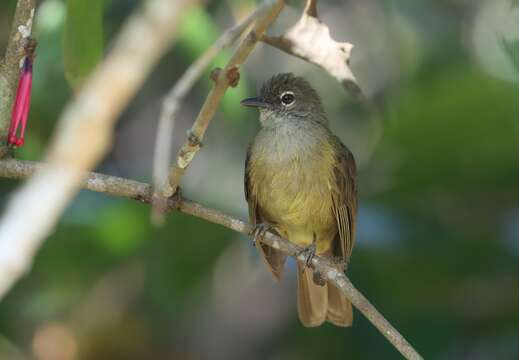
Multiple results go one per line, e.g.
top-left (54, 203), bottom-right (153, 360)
top-left (297, 242), bottom-right (317, 269)
top-left (297, 234), bottom-right (326, 286)
top-left (249, 222), bottom-right (274, 247)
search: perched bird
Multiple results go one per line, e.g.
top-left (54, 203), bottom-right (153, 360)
top-left (241, 73), bottom-right (357, 327)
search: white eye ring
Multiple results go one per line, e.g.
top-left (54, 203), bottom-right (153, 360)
top-left (280, 91), bottom-right (296, 106)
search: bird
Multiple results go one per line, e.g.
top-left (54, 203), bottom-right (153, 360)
top-left (241, 73), bottom-right (357, 327)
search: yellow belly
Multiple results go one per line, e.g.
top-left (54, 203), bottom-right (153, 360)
top-left (250, 152), bottom-right (337, 254)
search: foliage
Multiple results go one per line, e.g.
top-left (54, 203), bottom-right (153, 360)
top-left (1, 0), bottom-right (519, 359)
top-left (63, 0), bottom-right (103, 90)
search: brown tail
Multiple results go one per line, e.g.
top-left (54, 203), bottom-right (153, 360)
top-left (327, 280), bottom-right (353, 327)
top-left (297, 262), bottom-right (353, 327)
top-left (257, 243), bottom-right (286, 280)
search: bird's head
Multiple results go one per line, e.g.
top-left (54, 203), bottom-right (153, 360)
top-left (241, 73), bottom-right (326, 127)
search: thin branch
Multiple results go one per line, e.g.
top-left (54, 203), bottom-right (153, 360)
top-left (0, 158), bottom-right (423, 360)
top-left (0, 0), bottom-right (37, 157)
top-left (304, 0), bottom-right (317, 17)
top-left (165, 0), bottom-right (285, 199)
top-left (261, 0), bottom-right (363, 99)
top-left (0, 0), bottom-right (194, 301)
top-left (151, 2), bottom-right (270, 221)
top-left (0, 159), bottom-right (151, 200)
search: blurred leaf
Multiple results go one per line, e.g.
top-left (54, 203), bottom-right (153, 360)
top-left (95, 204), bottom-right (148, 256)
top-left (63, 0), bottom-right (103, 90)
top-left (179, 6), bottom-right (221, 56)
top-left (147, 213), bottom-right (233, 311)
top-left (375, 65), bottom-right (519, 205)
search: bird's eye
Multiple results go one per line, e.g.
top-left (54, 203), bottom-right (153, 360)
top-left (280, 91), bottom-right (295, 106)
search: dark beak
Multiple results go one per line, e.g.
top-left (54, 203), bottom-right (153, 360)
top-left (240, 97), bottom-right (268, 108)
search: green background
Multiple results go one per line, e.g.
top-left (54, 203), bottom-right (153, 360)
top-left (1, 0), bottom-right (518, 359)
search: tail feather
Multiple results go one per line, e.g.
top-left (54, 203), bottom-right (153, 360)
top-left (257, 243), bottom-right (286, 280)
top-left (297, 262), bottom-right (327, 327)
top-left (297, 262), bottom-right (353, 327)
top-left (327, 282), bottom-right (353, 327)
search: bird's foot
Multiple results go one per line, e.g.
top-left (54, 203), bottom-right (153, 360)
top-left (249, 223), bottom-right (273, 247)
top-left (297, 243), bottom-right (326, 286)
top-left (297, 242), bottom-right (317, 268)
top-left (312, 271), bottom-right (326, 286)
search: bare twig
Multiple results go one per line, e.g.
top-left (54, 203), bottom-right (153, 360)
top-left (0, 159), bottom-right (150, 200)
top-left (261, 0), bottom-right (363, 99)
top-left (0, 0), bottom-right (37, 157)
top-left (151, 1), bottom-right (272, 221)
top-left (0, 158), bottom-right (423, 360)
top-left (0, 0), bottom-right (194, 300)
top-left (304, 0), bottom-right (317, 17)
top-left (165, 0), bottom-right (285, 199)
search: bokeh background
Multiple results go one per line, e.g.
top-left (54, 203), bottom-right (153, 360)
top-left (1, 0), bottom-right (519, 359)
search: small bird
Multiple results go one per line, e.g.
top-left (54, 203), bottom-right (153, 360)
top-left (241, 73), bottom-right (358, 327)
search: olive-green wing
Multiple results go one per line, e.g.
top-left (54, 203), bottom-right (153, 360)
top-left (330, 137), bottom-right (358, 262)
top-left (244, 146), bottom-right (260, 225)
top-left (244, 146), bottom-right (285, 280)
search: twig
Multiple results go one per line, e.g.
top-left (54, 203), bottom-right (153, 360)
top-left (0, 0), bottom-right (194, 301)
top-left (0, 0), bottom-right (37, 157)
top-left (0, 158), bottom-right (423, 360)
top-left (165, 0), bottom-right (285, 199)
top-left (151, 2), bottom-right (270, 220)
top-left (261, 0), bottom-right (363, 99)
top-left (0, 159), bottom-right (150, 200)
top-left (304, 0), bottom-right (317, 17)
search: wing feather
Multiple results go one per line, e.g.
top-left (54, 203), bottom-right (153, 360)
top-left (330, 137), bottom-right (357, 262)
top-left (244, 145), bottom-right (285, 279)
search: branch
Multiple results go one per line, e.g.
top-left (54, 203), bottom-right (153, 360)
top-left (304, 0), bottom-right (317, 17)
top-left (0, 0), bottom-right (37, 157)
top-left (164, 0), bottom-right (285, 200)
top-left (0, 158), bottom-right (423, 360)
top-left (261, 0), bottom-right (363, 99)
top-left (151, 0), bottom-right (275, 221)
top-left (0, 0), bottom-right (193, 300)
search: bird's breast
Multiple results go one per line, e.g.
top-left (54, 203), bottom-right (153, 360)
top-left (248, 123), bottom-right (337, 249)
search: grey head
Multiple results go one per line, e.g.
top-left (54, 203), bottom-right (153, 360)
top-left (241, 73), bottom-right (326, 127)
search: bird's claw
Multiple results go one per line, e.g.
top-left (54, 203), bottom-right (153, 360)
top-left (297, 243), bottom-right (326, 286)
top-left (313, 271), bottom-right (326, 286)
top-left (297, 243), bottom-right (317, 269)
top-left (249, 223), bottom-right (272, 247)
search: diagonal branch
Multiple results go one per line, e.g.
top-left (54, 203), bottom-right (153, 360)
top-left (151, 0), bottom-right (278, 221)
top-left (0, 0), bottom-right (37, 157)
top-left (0, 158), bottom-right (423, 360)
top-left (261, 0), bottom-right (363, 99)
top-left (164, 0), bottom-right (285, 200)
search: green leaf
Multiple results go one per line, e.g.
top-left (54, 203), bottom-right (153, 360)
top-left (179, 7), bottom-right (221, 56)
top-left (94, 204), bottom-right (148, 256)
top-left (63, 0), bottom-right (103, 90)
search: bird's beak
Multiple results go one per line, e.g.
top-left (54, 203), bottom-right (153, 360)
top-left (240, 97), bottom-right (268, 108)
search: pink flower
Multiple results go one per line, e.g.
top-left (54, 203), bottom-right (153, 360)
top-left (8, 41), bottom-right (35, 148)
